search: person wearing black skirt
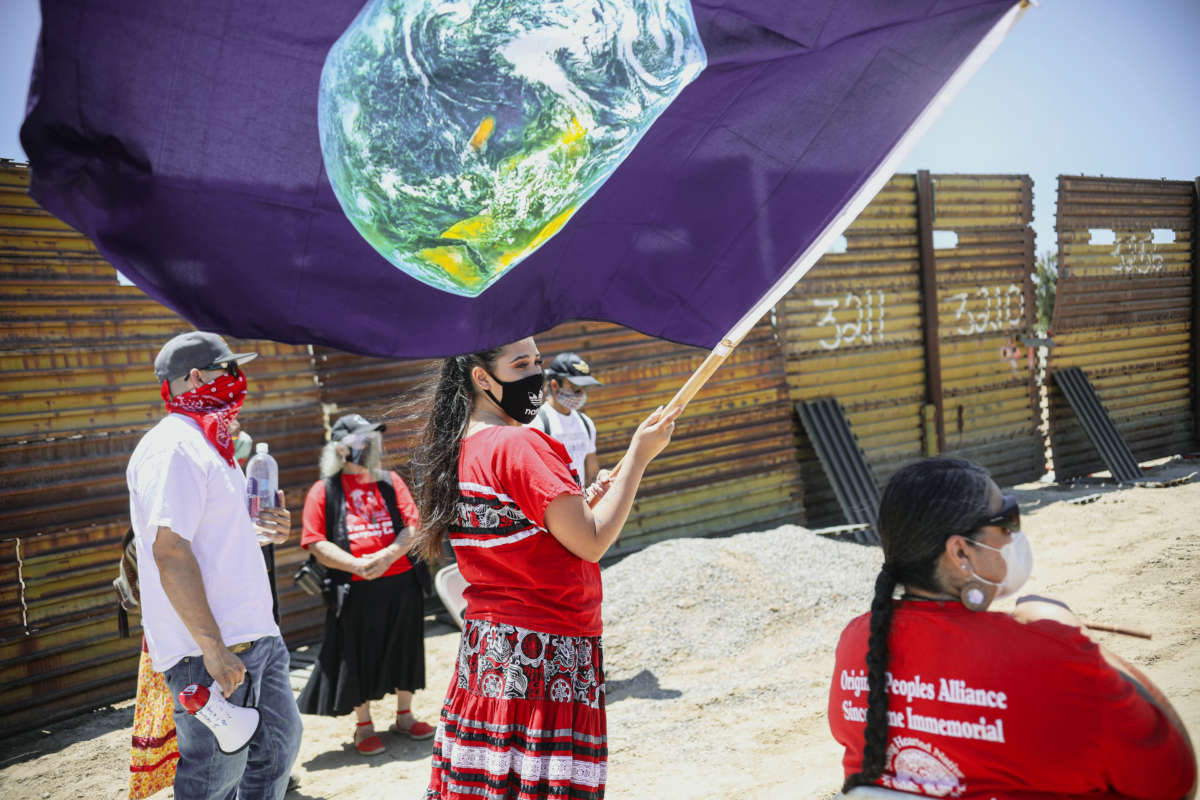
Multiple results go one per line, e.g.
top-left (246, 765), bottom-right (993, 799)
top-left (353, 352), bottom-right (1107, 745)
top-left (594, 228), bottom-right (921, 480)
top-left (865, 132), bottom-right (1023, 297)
top-left (297, 413), bottom-right (434, 755)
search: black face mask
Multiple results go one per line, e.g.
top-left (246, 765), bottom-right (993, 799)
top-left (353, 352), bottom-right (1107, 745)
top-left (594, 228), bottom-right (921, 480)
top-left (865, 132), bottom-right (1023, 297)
top-left (483, 371), bottom-right (545, 424)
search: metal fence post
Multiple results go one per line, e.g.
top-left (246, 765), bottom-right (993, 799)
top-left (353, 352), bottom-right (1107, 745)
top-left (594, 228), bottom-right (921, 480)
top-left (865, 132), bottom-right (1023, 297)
top-left (1193, 177), bottom-right (1199, 448)
top-left (916, 170), bottom-right (946, 454)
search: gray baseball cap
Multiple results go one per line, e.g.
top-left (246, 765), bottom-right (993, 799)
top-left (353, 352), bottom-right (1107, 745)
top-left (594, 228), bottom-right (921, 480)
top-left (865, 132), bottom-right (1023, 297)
top-left (329, 413), bottom-right (386, 442)
top-left (154, 331), bottom-right (257, 382)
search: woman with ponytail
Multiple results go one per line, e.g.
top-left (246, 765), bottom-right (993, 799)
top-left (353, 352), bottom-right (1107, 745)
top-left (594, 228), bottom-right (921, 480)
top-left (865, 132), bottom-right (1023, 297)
top-left (830, 457), bottom-right (1195, 799)
top-left (413, 337), bottom-right (680, 800)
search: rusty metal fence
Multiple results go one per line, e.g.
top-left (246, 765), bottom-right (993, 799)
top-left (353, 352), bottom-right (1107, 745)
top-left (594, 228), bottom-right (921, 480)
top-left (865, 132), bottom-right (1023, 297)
top-left (1046, 175), bottom-right (1197, 478)
top-left (4, 155), bottom-right (1198, 734)
top-left (0, 161), bottom-right (326, 733)
top-left (776, 172), bottom-right (1041, 527)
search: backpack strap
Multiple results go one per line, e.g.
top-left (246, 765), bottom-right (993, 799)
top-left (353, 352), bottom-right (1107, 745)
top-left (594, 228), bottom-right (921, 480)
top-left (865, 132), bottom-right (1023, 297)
top-left (378, 474), bottom-right (433, 596)
top-left (322, 476), bottom-right (353, 587)
top-left (533, 406), bottom-right (551, 433)
top-left (579, 411), bottom-right (595, 441)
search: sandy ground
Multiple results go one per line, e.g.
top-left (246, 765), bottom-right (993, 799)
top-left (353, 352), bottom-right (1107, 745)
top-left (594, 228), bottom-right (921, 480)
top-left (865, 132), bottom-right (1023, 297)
top-left (1, 458), bottom-right (1197, 800)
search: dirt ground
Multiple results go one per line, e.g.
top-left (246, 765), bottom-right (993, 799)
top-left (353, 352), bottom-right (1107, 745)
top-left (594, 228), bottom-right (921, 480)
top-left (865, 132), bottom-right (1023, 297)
top-left (1, 458), bottom-right (1197, 800)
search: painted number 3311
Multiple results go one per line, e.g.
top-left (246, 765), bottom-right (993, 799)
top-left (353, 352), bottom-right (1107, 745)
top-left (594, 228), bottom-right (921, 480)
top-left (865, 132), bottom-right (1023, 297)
top-left (813, 290), bottom-right (886, 350)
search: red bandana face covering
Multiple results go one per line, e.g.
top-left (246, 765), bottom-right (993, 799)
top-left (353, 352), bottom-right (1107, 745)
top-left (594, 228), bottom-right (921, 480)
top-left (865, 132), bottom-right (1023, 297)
top-left (161, 372), bottom-right (247, 465)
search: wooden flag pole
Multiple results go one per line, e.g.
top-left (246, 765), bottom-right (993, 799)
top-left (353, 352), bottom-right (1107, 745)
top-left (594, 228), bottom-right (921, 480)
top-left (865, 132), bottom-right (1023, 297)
top-left (662, 337), bottom-right (739, 414)
top-left (600, 335), bottom-right (742, 487)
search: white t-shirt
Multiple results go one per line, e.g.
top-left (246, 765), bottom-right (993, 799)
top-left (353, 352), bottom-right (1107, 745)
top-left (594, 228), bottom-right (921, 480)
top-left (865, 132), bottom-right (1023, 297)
top-left (532, 405), bottom-right (596, 485)
top-left (126, 414), bottom-right (279, 671)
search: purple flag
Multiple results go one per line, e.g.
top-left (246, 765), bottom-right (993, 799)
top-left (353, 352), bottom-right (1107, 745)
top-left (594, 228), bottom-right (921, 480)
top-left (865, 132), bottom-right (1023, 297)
top-left (22, 0), bottom-right (1021, 359)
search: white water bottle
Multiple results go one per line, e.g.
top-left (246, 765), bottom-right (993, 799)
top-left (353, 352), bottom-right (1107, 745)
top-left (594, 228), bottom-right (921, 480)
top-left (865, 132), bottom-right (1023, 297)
top-left (245, 442), bottom-right (278, 542)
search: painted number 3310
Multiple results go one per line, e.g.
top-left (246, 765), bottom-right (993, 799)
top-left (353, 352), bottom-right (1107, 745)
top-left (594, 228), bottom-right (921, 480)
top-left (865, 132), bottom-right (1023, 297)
top-left (949, 284), bottom-right (1024, 336)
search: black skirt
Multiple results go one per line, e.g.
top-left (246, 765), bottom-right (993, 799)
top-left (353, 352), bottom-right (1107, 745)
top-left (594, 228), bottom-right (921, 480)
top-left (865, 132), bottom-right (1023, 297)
top-left (297, 569), bottom-right (426, 717)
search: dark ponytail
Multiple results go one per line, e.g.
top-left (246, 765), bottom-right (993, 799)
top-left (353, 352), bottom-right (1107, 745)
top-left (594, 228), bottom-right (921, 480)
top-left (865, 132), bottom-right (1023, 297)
top-left (843, 567), bottom-right (899, 791)
top-left (410, 348), bottom-right (502, 563)
top-left (842, 456), bottom-right (992, 792)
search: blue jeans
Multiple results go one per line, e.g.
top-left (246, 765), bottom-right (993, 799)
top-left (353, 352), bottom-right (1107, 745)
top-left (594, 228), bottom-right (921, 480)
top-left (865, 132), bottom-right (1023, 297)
top-left (163, 636), bottom-right (302, 800)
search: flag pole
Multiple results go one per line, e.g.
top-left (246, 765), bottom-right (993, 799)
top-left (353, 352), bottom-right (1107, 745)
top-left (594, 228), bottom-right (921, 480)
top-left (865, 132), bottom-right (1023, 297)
top-left (601, 1), bottom-right (1030, 482)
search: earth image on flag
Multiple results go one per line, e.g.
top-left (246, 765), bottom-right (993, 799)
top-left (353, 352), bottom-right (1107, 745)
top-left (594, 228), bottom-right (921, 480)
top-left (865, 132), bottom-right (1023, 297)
top-left (318, 0), bottom-right (706, 296)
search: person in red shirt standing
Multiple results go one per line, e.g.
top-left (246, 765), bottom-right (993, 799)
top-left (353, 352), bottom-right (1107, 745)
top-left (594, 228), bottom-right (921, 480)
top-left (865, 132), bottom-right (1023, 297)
top-left (829, 456), bottom-right (1196, 800)
top-left (410, 337), bottom-right (679, 800)
top-left (297, 413), bottom-right (435, 755)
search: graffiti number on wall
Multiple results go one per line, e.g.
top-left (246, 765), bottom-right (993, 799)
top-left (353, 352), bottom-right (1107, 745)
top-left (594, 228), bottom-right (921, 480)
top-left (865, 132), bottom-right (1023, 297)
top-left (814, 290), bottom-right (886, 350)
top-left (1111, 231), bottom-right (1164, 274)
top-left (949, 284), bottom-right (1024, 335)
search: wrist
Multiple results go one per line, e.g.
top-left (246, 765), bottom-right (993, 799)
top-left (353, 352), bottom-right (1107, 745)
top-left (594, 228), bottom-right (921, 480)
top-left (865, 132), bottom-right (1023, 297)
top-left (197, 636), bottom-right (226, 658)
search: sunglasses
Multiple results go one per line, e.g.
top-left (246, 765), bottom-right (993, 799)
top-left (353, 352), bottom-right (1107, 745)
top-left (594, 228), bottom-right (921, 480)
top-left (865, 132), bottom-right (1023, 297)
top-left (202, 360), bottom-right (241, 378)
top-left (964, 493), bottom-right (1021, 535)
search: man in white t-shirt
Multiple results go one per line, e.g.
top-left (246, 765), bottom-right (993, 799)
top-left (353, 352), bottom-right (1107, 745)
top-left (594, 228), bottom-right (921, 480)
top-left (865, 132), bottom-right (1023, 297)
top-left (531, 352), bottom-right (607, 490)
top-left (126, 331), bottom-right (301, 800)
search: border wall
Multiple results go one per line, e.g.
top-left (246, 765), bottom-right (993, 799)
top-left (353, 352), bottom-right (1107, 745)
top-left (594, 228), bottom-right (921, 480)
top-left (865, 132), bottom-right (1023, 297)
top-left (1046, 176), bottom-right (1197, 478)
top-left (776, 172), bottom-right (1041, 527)
top-left (3, 159), bottom-right (1197, 734)
top-left (0, 162), bottom-right (326, 732)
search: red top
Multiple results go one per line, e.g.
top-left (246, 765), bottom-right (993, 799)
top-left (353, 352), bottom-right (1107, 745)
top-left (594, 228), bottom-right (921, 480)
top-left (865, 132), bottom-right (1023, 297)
top-left (451, 425), bottom-right (594, 635)
top-left (829, 600), bottom-right (1195, 799)
top-left (301, 471), bottom-right (416, 581)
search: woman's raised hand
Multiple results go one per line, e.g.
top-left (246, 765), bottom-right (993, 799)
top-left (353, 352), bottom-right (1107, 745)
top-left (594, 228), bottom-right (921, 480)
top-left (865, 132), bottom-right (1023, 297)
top-left (627, 405), bottom-right (683, 467)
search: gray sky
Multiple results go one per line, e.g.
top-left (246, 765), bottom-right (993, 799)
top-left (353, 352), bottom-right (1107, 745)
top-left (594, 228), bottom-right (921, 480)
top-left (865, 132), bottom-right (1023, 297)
top-left (2, 0), bottom-right (1198, 255)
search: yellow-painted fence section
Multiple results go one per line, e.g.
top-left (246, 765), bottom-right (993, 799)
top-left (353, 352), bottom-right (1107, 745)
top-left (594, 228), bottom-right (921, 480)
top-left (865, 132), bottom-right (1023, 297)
top-left (1047, 175), bottom-right (1196, 478)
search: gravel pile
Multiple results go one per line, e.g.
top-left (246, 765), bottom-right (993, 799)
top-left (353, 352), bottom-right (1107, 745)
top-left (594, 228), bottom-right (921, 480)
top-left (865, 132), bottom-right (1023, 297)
top-left (601, 525), bottom-right (882, 677)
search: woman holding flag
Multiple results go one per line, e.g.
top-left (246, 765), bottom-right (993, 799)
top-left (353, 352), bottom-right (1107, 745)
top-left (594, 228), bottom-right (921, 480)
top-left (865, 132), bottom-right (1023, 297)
top-left (829, 456), bottom-right (1195, 799)
top-left (411, 337), bottom-right (679, 800)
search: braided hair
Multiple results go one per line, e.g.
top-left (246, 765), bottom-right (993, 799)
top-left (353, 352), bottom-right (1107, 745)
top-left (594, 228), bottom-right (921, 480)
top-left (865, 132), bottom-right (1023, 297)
top-left (409, 348), bottom-right (503, 563)
top-left (842, 456), bottom-right (992, 792)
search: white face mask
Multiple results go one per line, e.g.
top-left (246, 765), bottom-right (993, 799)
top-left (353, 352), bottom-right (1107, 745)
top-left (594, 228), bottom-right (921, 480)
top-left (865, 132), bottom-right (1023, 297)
top-left (967, 530), bottom-right (1033, 599)
top-left (556, 387), bottom-right (586, 412)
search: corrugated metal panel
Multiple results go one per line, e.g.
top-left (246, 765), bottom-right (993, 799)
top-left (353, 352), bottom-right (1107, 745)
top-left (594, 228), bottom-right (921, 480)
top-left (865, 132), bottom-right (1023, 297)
top-left (794, 398), bottom-right (880, 544)
top-left (0, 160), bottom-right (326, 734)
top-left (931, 174), bottom-right (1041, 487)
top-left (776, 175), bottom-right (926, 526)
top-left (776, 173), bottom-right (1040, 526)
top-left (1048, 175), bottom-right (1195, 479)
top-left (312, 318), bottom-right (804, 556)
top-left (1051, 367), bottom-right (1141, 482)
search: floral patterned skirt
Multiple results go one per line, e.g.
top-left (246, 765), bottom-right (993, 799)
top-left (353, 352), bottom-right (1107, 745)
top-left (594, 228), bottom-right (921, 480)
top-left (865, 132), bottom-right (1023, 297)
top-left (128, 640), bottom-right (179, 800)
top-left (426, 619), bottom-right (606, 800)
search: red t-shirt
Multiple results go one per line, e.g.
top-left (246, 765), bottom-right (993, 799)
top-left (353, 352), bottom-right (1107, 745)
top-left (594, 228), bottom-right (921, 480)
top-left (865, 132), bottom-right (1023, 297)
top-left (451, 425), bottom-right (594, 635)
top-left (300, 471), bottom-right (416, 581)
top-left (829, 600), bottom-right (1195, 799)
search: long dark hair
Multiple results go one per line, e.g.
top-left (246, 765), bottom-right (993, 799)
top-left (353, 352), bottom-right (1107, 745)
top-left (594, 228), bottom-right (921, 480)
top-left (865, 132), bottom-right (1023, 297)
top-left (842, 456), bottom-right (992, 792)
top-left (409, 347), bottom-right (503, 563)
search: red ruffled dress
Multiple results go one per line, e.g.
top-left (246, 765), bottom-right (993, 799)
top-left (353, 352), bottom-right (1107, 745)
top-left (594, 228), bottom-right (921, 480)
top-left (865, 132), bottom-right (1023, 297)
top-left (426, 426), bottom-right (605, 800)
